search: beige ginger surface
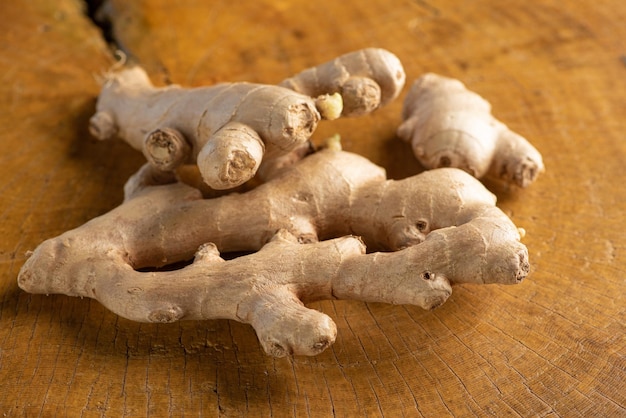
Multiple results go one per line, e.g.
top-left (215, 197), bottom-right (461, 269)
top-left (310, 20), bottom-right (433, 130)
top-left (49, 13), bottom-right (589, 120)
top-left (90, 48), bottom-right (405, 190)
top-left (90, 67), bottom-right (323, 190)
top-left (398, 73), bottom-right (545, 187)
top-left (18, 150), bottom-right (528, 356)
top-left (280, 48), bottom-right (406, 117)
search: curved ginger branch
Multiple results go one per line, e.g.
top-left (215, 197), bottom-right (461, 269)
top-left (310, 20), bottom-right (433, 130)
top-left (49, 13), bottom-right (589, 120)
top-left (280, 48), bottom-right (406, 117)
top-left (18, 229), bottom-right (453, 357)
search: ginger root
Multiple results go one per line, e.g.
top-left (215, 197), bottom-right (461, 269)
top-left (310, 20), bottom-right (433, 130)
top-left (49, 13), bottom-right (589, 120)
top-left (18, 149), bottom-right (529, 356)
top-left (18, 230), bottom-right (452, 357)
top-left (89, 48), bottom-right (405, 191)
top-left (118, 149), bottom-right (528, 263)
top-left (397, 73), bottom-right (545, 187)
top-left (280, 48), bottom-right (406, 117)
top-left (89, 67), bottom-right (328, 190)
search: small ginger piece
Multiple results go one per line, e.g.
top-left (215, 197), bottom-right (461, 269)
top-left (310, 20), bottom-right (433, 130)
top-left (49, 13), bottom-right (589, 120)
top-left (280, 48), bottom-right (406, 117)
top-left (397, 73), bottom-right (545, 187)
top-left (18, 149), bottom-right (529, 356)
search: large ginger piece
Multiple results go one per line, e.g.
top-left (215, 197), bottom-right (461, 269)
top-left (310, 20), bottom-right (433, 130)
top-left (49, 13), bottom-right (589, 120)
top-left (120, 149), bottom-right (529, 263)
top-left (280, 48), bottom-right (406, 116)
top-left (18, 231), bottom-right (452, 357)
top-left (397, 73), bottom-right (545, 187)
top-left (18, 150), bottom-right (529, 356)
top-left (89, 48), bottom-right (405, 190)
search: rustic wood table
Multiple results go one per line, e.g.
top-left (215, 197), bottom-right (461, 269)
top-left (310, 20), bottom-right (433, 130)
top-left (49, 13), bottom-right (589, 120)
top-left (1, 1), bottom-right (624, 416)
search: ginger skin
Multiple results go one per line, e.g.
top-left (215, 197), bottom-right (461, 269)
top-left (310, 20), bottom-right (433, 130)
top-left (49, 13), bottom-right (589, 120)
top-left (89, 67), bottom-right (327, 190)
top-left (89, 48), bottom-right (404, 191)
top-left (280, 48), bottom-right (406, 117)
top-left (119, 149), bottom-right (527, 266)
top-left (260, 48), bottom-right (406, 178)
top-left (397, 73), bottom-right (545, 187)
top-left (18, 149), bottom-right (529, 356)
top-left (18, 231), bottom-right (452, 357)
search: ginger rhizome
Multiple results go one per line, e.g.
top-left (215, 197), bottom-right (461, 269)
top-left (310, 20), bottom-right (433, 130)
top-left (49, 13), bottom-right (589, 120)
top-left (280, 48), bottom-right (406, 117)
top-left (18, 149), bottom-right (529, 357)
top-left (397, 73), bottom-right (545, 187)
top-left (89, 48), bottom-right (405, 191)
top-left (89, 68), bottom-right (325, 190)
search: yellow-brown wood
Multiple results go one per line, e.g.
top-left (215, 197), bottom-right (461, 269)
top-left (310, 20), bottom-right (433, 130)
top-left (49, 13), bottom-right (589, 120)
top-left (1, 0), bottom-right (624, 416)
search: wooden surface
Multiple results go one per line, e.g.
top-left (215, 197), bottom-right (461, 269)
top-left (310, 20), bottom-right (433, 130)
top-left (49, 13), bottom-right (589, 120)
top-left (1, 0), bottom-right (624, 416)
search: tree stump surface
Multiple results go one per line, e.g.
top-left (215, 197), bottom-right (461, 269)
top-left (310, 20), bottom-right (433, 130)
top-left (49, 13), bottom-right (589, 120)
top-left (1, 0), bottom-right (624, 416)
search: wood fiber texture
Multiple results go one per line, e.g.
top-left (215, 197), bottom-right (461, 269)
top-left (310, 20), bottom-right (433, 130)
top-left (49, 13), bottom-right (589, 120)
top-left (1, 0), bottom-right (624, 416)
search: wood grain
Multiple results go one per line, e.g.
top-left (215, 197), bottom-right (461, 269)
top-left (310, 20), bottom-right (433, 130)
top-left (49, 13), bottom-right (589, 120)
top-left (1, 0), bottom-right (624, 416)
